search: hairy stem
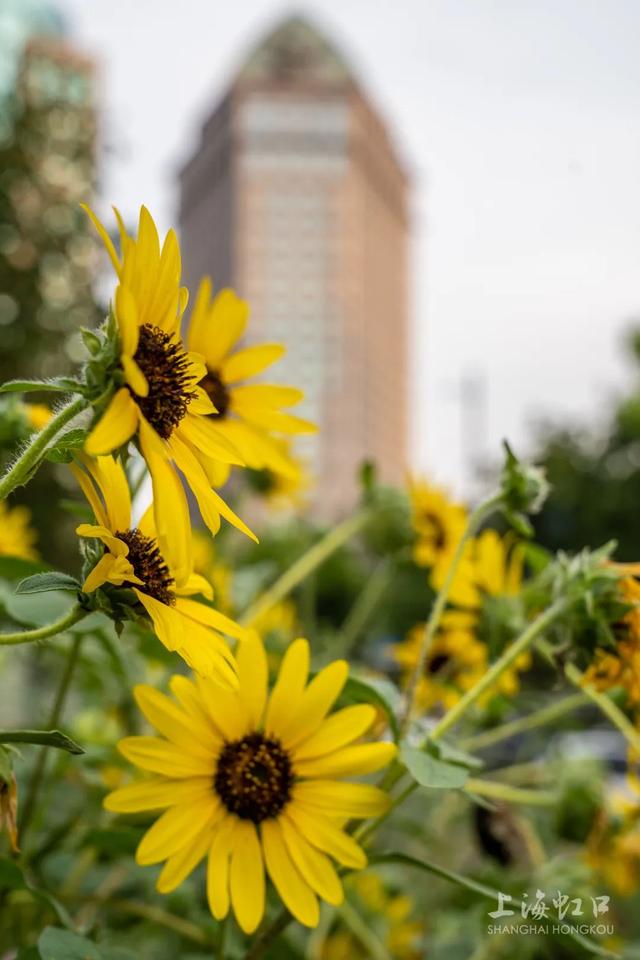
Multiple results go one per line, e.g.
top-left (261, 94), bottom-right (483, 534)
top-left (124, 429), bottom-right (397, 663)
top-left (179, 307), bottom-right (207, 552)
top-left (0, 604), bottom-right (87, 646)
top-left (399, 492), bottom-right (503, 735)
top-left (0, 395), bottom-right (86, 500)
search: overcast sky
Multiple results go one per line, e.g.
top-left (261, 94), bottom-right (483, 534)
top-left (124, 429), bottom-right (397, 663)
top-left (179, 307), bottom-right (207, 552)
top-left (56, 0), bottom-right (640, 496)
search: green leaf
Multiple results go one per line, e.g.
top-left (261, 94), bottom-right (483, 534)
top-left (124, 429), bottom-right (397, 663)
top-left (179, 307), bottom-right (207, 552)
top-left (341, 675), bottom-right (400, 741)
top-left (0, 377), bottom-right (85, 395)
top-left (45, 428), bottom-right (89, 464)
top-left (0, 856), bottom-right (26, 891)
top-left (0, 729), bottom-right (83, 755)
top-left (400, 743), bottom-right (469, 789)
top-left (80, 328), bottom-right (102, 356)
top-left (16, 572), bottom-right (81, 596)
top-left (427, 739), bottom-right (483, 770)
top-left (38, 928), bottom-right (102, 960)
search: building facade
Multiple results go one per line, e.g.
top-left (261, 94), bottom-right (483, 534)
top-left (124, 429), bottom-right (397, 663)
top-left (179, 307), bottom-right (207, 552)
top-left (179, 16), bottom-right (409, 516)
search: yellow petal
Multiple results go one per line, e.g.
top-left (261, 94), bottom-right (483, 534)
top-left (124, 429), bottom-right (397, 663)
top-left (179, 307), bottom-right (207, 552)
top-left (118, 736), bottom-right (214, 779)
top-left (104, 776), bottom-right (213, 813)
top-left (186, 277), bottom-right (213, 356)
top-left (136, 796), bottom-right (218, 865)
top-left (234, 407), bottom-right (317, 435)
top-left (280, 814), bottom-right (343, 906)
top-left (134, 590), bottom-right (184, 652)
top-left (286, 806), bottom-right (366, 869)
top-left (174, 596), bottom-right (247, 640)
top-left (138, 417), bottom-right (192, 587)
top-left (229, 821), bottom-right (264, 934)
top-left (166, 613), bottom-right (238, 686)
top-left (293, 705), bottom-right (376, 761)
top-left (264, 638), bottom-right (309, 740)
top-left (231, 384), bottom-right (303, 412)
top-left (115, 284), bottom-right (140, 356)
top-left (133, 684), bottom-right (220, 756)
top-left (83, 553), bottom-right (139, 593)
top-left (237, 632), bottom-right (268, 729)
top-left (122, 355), bottom-right (148, 397)
top-left (69, 463), bottom-right (108, 528)
top-left (85, 388), bottom-right (139, 456)
top-left (291, 781), bottom-right (391, 819)
top-left (178, 414), bottom-right (245, 465)
top-left (261, 819), bottom-right (319, 927)
top-left (283, 660), bottom-right (349, 750)
top-left (157, 823), bottom-right (214, 894)
top-left (86, 455), bottom-right (132, 532)
top-left (169, 674), bottom-right (220, 733)
top-left (177, 573), bottom-right (214, 600)
top-left (201, 288), bottom-right (249, 368)
top-left (294, 742), bottom-right (397, 779)
top-left (81, 203), bottom-right (121, 274)
top-left (220, 343), bottom-right (285, 384)
top-left (195, 676), bottom-right (248, 741)
top-left (207, 815), bottom-right (237, 920)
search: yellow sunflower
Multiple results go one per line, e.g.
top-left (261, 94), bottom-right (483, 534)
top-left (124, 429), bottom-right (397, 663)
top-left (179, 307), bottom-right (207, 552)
top-left (472, 529), bottom-right (523, 598)
top-left (82, 205), bottom-right (256, 562)
top-left (583, 573), bottom-right (640, 709)
top-left (186, 277), bottom-right (316, 487)
top-left (587, 792), bottom-right (640, 895)
top-left (0, 500), bottom-right (38, 560)
top-left (70, 454), bottom-right (244, 682)
top-left (105, 634), bottom-right (396, 933)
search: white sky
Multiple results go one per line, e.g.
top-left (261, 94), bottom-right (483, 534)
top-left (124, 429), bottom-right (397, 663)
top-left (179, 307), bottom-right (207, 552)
top-left (56, 0), bottom-right (640, 496)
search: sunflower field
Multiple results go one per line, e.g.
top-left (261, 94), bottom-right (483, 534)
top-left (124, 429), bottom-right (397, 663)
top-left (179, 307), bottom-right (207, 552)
top-left (1, 206), bottom-right (640, 960)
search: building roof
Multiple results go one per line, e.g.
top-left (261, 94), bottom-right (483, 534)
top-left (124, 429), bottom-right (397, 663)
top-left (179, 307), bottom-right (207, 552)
top-left (238, 14), bottom-right (353, 86)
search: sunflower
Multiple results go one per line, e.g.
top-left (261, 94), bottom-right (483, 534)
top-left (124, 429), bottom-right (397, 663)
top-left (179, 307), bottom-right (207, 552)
top-left (82, 205), bottom-right (256, 561)
top-left (71, 453), bottom-right (244, 682)
top-left (186, 277), bottom-right (316, 488)
top-left (104, 634), bottom-right (396, 933)
top-left (0, 500), bottom-right (38, 560)
top-left (587, 792), bottom-right (640, 895)
top-left (246, 438), bottom-right (312, 513)
top-left (583, 574), bottom-right (640, 709)
top-left (471, 529), bottom-right (523, 598)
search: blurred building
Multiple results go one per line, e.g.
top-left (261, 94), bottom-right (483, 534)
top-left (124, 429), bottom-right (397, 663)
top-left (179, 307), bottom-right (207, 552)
top-left (179, 15), bottom-right (410, 516)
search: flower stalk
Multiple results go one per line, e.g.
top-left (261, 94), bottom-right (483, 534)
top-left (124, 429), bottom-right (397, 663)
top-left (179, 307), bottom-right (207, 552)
top-left (0, 604), bottom-right (87, 647)
top-left (0, 395), bottom-right (87, 501)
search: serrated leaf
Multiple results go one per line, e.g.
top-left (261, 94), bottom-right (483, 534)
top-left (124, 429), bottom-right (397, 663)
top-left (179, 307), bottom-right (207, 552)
top-left (401, 743), bottom-right (469, 789)
top-left (0, 378), bottom-right (84, 395)
top-left (427, 739), bottom-right (484, 770)
top-left (341, 675), bottom-right (400, 741)
top-left (16, 572), bottom-right (81, 595)
top-left (38, 928), bottom-right (102, 960)
top-left (0, 729), bottom-right (83, 755)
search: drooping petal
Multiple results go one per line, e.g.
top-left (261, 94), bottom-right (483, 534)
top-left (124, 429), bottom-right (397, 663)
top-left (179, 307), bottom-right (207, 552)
top-left (279, 814), bottom-right (343, 906)
top-left (136, 796), bottom-right (218, 865)
top-left (207, 815), bottom-right (238, 920)
top-left (118, 736), bottom-right (214, 779)
top-left (175, 596), bottom-right (247, 640)
top-left (85, 388), bottom-right (139, 456)
top-left (285, 805), bottom-right (367, 869)
top-left (293, 705), bottom-right (376, 760)
top-left (104, 776), bottom-right (213, 813)
top-left (229, 821), bottom-right (265, 934)
top-left (293, 742), bottom-right (397, 779)
top-left (69, 464), bottom-right (108, 528)
top-left (261, 819), bottom-right (319, 928)
top-left (220, 343), bottom-right (285, 384)
top-left (134, 590), bottom-right (184, 652)
top-left (85, 455), bottom-right (132, 533)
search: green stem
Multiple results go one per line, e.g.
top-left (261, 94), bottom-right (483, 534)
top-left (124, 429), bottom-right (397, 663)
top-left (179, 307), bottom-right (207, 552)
top-left (563, 657), bottom-right (640, 753)
top-left (243, 909), bottom-right (291, 960)
top-left (428, 598), bottom-right (569, 743)
top-left (461, 691), bottom-right (589, 751)
top-left (109, 898), bottom-right (208, 945)
top-left (239, 509), bottom-right (371, 627)
top-left (20, 634), bottom-right (83, 843)
top-left (216, 914), bottom-right (228, 959)
top-left (0, 395), bottom-right (86, 500)
top-left (338, 558), bottom-right (393, 656)
top-left (338, 899), bottom-right (392, 960)
top-left (0, 604), bottom-right (87, 646)
top-left (399, 492), bottom-right (503, 735)
top-left (464, 778), bottom-right (557, 806)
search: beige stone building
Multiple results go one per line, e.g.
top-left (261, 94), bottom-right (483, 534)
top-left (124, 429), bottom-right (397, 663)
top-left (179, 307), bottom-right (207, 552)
top-left (179, 15), bottom-right (409, 516)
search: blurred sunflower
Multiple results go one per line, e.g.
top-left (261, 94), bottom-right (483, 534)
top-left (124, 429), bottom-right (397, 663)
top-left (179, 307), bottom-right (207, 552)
top-left (0, 500), bottom-right (38, 560)
top-left (583, 573), bottom-right (640, 709)
top-left (191, 529), bottom-right (233, 614)
top-left (82, 206), bottom-right (256, 562)
top-left (71, 454), bottom-right (244, 682)
top-left (246, 438), bottom-right (312, 512)
top-left (105, 635), bottom-right (395, 933)
top-left (587, 792), bottom-right (640, 895)
top-left (24, 402), bottom-right (51, 430)
top-left (472, 529), bottom-right (524, 598)
top-left (186, 278), bottom-right (316, 487)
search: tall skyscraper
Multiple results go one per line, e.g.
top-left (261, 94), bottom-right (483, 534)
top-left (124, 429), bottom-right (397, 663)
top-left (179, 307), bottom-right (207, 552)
top-left (179, 15), bottom-right (409, 516)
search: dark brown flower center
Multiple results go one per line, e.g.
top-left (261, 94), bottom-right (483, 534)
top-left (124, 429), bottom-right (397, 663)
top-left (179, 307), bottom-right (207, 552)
top-left (131, 323), bottom-right (196, 438)
top-left (420, 511), bottom-right (447, 550)
top-left (214, 732), bottom-right (293, 823)
top-left (200, 370), bottom-right (231, 419)
top-left (116, 527), bottom-right (175, 605)
top-left (427, 652), bottom-right (451, 675)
